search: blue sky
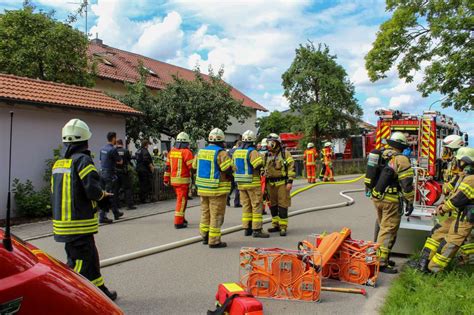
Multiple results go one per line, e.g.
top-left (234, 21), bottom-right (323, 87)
top-left (1, 0), bottom-right (473, 139)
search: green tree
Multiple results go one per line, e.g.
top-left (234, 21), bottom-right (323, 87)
top-left (365, 0), bottom-right (473, 111)
top-left (282, 43), bottom-right (362, 143)
top-left (119, 65), bottom-right (250, 145)
top-left (118, 64), bottom-right (163, 146)
top-left (0, 3), bottom-right (94, 87)
top-left (256, 111), bottom-right (302, 141)
top-left (155, 67), bottom-right (250, 142)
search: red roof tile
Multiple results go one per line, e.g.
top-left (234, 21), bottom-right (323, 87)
top-left (88, 42), bottom-right (268, 112)
top-left (0, 74), bottom-right (141, 115)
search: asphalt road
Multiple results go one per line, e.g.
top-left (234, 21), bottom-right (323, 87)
top-left (25, 178), bottom-right (400, 314)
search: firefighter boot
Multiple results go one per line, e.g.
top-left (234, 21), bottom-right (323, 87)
top-left (253, 229), bottom-right (270, 238)
top-left (113, 210), bottom-right (124, 220)
top-left (209, 242), bottom-right (227, 249)
top-left (379, 265), bottom-right (398, 274)
top-left (99, 285), bottom-right (118, 301)
top-left (202, 233), bottom-right (209, 245)
top-left (244, 227), bottom-right (253, 236)
top-left (99, 210), bottom-right (113, 224)
top-left (417, 249), bottom-right (432, 273)
top-left (267, 206), bottom-right (280, 233)
top-left (175, 223), bottom-right (187, 229)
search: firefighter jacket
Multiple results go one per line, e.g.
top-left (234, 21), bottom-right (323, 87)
top-left (304, 148), bottom-right (318, 166)
top-left (164, 148), bottom-right (194, 185)
top-left (233, 146), bottom-right (263, 190)
top-left (321, 147), bottom-right (333, 166)
top-left (371, 149), bottom-right (414, 203)
top-left (262, 149), bottom-right (296, 186)
top-left (442, 158), bottom-right (463, 195)
top-left (51, 147), bottom-right (104, 243)
top-left (193, 144), bottom-right (232, 196)
top-left (441, 174), bottom-right (474, 218)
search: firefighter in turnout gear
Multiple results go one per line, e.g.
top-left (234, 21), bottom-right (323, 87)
top-left (164, 132), bottom-right (194, 229)
top-left (263, 133), bottom-right (295, 236)
top-left (193, 128), bottom-right (232, 248)
top-left (321, 142), bottom-right (335, 182)
top-left (51, 119), bottom-right (117, 301)
top-left (233, 130), bottom-right (269, 238)
top-left (370, 132), bottom-right (414, 273)
top-left (304, 142), bottom-right (318, 183)
top-left (408, 134), bottom-right (465, 271)
top-left (428, 147), bottom-right (474, 273)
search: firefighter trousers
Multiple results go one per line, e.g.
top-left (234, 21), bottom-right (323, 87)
top-left (373, 199), bottom-right (401, 266)
top-left (268, 183), bottom-right (291, 229)
top-left (173, 184), bottom-right (189, 225)
top-left (240, 187), bottom-right (263, 230)
top-left (421, 216), bottom-right (455, 260)
top-left (200, 195), bottom-right (227, 245)
top-left (65, 235), bottom-right (105, 287)
top-left (428, 219), bottom-right (473, 273)
top-left (306, 165), bottom-right (316, 183)
top-left (323, 162), bottom-right (334, 181)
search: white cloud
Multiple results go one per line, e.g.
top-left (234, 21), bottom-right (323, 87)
top-left (132, 11), bottom-right (184, 60)
top-left (365, 97), bottom-right (382, 107)
top-left (90, 1), bottom-right (183, 60)
top-left (389, 94), bottom-right (418, 109)
top-left (263, 92), bottom-right (290, 111)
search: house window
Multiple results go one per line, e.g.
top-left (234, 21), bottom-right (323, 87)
top-left (142, 66), bottom-right (158, 77)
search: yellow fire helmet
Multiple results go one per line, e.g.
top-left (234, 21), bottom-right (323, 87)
top-left (386, 132), bottom-right (408, 150)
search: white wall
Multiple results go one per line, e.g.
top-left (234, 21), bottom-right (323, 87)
top-left (0, 103), bottom-right (126, 219)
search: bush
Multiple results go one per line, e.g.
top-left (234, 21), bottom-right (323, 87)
top-left (12, 179), bottom-right (51, 217)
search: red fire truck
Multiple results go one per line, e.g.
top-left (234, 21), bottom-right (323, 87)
top-left (372, 109), bottom-right (468, 253)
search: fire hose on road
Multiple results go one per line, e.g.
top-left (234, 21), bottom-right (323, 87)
top-left (100, 176), bottom-right (364, 268)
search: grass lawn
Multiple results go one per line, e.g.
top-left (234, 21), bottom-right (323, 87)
top-left (381, 263), bottom-right (474, 314)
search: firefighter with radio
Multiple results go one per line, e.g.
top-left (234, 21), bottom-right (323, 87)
top-left (194, 128), bottom-right (232, 248)
top-left (321, 142), bottom-right (335, 182)
top-left (51, 119), bottom-right (117, 300)
top-left (233, 130), bottom-right (269, 238)
top-left (408, 134), bottom-right (465, 271)
top-left (263, 133), bottom-right (295, 237)
top-left (304, 142), bottom-right (318, 183)
top-left (369, 132), bottom-right (414, 273)
top-left (427, 147), bottom-right (474, 273)
top-left (164, 132), bottom-right (194, 229)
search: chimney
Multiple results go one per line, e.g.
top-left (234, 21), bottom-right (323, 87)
top-left (91, 33), bottom-right (103, 45)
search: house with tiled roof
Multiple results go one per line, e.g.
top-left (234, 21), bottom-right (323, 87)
top-left (87, 38), bottom-right (267, 150)
top-left (0, 73), bottom-right (140, 218)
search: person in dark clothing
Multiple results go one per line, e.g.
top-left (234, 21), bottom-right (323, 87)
top-left (116, 139), bottom-right (136, 210)
top-left (136, 139), bottom-right (154, 203)
top-left (51, 118), bottom-right (117, 300)
top-left (99, 132), bottom-right (124, 223)
top-left (227, 140), bottom-right (242, 207)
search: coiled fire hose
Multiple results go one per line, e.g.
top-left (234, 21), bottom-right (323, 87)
top-left (100, 176), bottom-right (364, 268)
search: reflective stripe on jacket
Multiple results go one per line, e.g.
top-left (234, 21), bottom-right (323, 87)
top-left (164, 148), bottom-right (194, 185)
top-left (304, 148), bottom-right (317, 165)
top-left (194, 145), bottom-right (232, 196)
top-left (51, 152), bottom-right (104, 242)
top-left (234, 148), bottom-right (263, 189)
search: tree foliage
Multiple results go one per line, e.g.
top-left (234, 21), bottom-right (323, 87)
top-left (155, 67), bottom-right (250, 142)
top-left (365, 0), bottom-right (473, 111)
top-left (282, 43), bottom-right (362, 142)
top-left (0, 3), bottom-right (94, 87)
top-left (119, 65), bottom-right (250, 145)
top-left (256, 111), bottom-right (302, 141)
top-left (118, 65), bottom-right (163, 146)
